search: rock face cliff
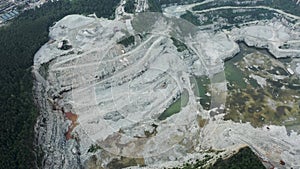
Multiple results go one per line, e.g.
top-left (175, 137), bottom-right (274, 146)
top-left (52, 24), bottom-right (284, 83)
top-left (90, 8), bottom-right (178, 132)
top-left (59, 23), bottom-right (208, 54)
top-left (33, 13), bottom-right (300, 169)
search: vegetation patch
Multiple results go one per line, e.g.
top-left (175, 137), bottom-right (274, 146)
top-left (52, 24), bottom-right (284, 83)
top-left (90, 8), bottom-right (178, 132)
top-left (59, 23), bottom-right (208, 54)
top-left (117, 35), bottom-right (135, 47)
top-left (192, 0), bottom-right (300, 17)
top-left (87, 144), bottom-right (102, 153)
top-left (199, 8), bottom-right (276, 27)
top-left (224, 43), bottom-right (300, 129)
top-left (171, 37), bottom-right (188, 52)
top-left (170, 147), bottom-right (264, 169)
top-left (124, 0), bottom-right (135, 13)
top-left (197, 115), bottom-right (207, 128)
top-left (147, 0), bottom-right (162, 12)
top-left (39, 62), bottom-right (50, 79)
top-left (160, 0), bottom-right (205, 6)
top-left (170, 155), bottom-right (213, 169)
top-left (190, 76), bottom-right (211, 110)
top-left (210, 147), bottom-right (265, 169)
top-left (180, 10), bottom-right (203, 26)
top-left (107, 157), bottom-right (145, 169)
top-left (158, 89), bottom-right (189, 120)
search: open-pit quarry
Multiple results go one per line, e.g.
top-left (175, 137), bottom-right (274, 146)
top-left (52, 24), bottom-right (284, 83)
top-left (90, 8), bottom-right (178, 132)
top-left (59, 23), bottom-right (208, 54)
top-left (33, 2), bottom-right (300, 169)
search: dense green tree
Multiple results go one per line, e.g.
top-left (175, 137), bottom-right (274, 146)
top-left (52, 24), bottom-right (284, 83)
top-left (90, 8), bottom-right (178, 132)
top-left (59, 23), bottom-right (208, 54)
top-left (210, 147), bottom-right (266, 169)
top-left (0, 0), bottom-right (119, 168)
top-left (192, 0), bottom-right (300, 17)
top-left (148, 0), bottom-right (162, 12)
top-left (124, 0), bottom-right (135, 13)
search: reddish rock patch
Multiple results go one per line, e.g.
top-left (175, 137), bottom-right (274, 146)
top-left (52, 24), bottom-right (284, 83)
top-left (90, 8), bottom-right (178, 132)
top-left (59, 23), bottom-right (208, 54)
top-left (65, 111), bottom-right (79, 140)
